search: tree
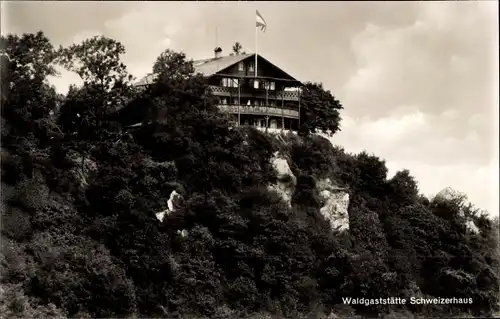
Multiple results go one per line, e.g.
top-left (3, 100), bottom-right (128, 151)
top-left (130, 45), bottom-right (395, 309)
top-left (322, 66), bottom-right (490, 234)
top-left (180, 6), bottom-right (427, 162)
top-left (107, 49), bottom-right (199, 128)
top-left (0, 31), bottom-right (57, 90)
top-left (146, 49), bottom-right (219, 123)
top-left (57, 36), bottom-right (135, 117)
top-left (230, 42), bottom-right (246, 56)
top-left (0, 32), bottom-right (60, 146)
top-left (56, 36), bottom-right (134, 177)
top-left (387, 169), bottom-right (419, 209)
top-left (152, 49), bottom-right (195, 81)
top-left (354, 151), bottom-right (388, 197)
top-left (298, 82), bottom-right (343, 136)
top-left (57, 36), bottom-right (133, 93)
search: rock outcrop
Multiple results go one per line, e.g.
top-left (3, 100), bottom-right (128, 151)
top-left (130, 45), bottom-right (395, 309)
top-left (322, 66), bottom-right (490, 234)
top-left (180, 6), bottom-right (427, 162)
top-left (317, 178), bottom-right (350, 232)
top-left (156, 190), bottom-right (182, 222)
top-left (434, 187), bottom-right (480, 234)
top-left (268, 151), bottom-right (296, 207)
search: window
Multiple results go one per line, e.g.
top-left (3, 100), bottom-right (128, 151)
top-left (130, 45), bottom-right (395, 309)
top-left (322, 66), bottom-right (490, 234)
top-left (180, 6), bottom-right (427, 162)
top-left (238, 62), bottom-right (244, 71)
top-left (253, 80), bottom-right (259, 89)
top-left (233, 98), bottom-right (238, 105)
top-left (221, 78), bottom-right (238, 87)
top-left (270, 100), bottom-right (276, 107)
top-left (221, 98), bottom-right (227, 104)
top-left (270, 120), bottom-right (278, 129)
top-left (247, 99), bottom-right (252, 106)
top-left (248, 62), bottom-right (255, 72)
top-left (264, 81), bottom-right (276, 90)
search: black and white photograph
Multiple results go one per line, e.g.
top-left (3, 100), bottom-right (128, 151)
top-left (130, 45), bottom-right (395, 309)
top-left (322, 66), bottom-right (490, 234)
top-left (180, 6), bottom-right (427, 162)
top-left (1, 1), bottom-right (498, 318)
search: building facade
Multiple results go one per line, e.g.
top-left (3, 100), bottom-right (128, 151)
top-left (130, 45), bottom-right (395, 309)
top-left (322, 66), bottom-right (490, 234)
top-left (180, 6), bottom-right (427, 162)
top-left (136, 48), bottom-right (303, 131)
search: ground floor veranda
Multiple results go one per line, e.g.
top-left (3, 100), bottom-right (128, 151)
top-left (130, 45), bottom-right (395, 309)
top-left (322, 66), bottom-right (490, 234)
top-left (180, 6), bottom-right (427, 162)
top-left (226, 114), bottom-right (299, 131)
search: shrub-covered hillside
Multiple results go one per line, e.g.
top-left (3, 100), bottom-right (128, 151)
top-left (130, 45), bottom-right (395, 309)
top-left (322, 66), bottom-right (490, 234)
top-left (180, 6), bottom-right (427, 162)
top-left (1, 32), bottom-right (499, 319)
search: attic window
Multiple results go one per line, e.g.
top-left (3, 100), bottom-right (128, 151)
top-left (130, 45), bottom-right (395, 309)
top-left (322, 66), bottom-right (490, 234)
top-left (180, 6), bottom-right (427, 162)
top-left (248, 62), bottom-right (255, 72)
top-left (238, 62), bottom-right (244, 71)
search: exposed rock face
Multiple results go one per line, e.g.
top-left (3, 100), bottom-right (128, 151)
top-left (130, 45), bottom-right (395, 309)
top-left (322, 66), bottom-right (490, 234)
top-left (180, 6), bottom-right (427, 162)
top-left (268, 152), bottom-right (296, 206)
top-left (465, 220), bottom-right (480, 234)
top-left (156, 190), bottom-right (181, 222)
top-left (435, 187), bottom-right (464, 203)
top-left (317, 178), bottom-right (350, 232)
top-left (434, 187), bottom-right (480, 234)
top-left (155, 210), bottom-right (168, 223)
top-left (268, 149), bottom-right (350, 232)
top-left (177, 229), bottom-right (188, 237)
top-left (435, 187), bottom-right (467, 217)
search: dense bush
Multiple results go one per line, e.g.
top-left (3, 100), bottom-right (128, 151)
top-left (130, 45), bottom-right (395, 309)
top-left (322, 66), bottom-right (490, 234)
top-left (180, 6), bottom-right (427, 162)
top-left (1, 31), bottom-right (499, 318)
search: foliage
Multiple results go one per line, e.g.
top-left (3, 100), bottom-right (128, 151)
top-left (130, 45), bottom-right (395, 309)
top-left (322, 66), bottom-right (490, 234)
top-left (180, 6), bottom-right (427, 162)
top-left (1, 31), bottom-right (499, 319)
top-left (54, 36), bottom-right (137, 193)
top-left (299, 82), bottom-right (343, 136)
top-left (0, 32), bottom-right (60, 150)
top-left (152, 49), bottom-right (195, 81)
top-left (57, 36), bottom-right (133, 93)
top-left (0, 283), bottom-right (66, 319)
top-left (26, 232), bottom-right (137, 318)
top-left (230, 42), bottom-right (246, 56)
top-left (57, 36), bottom-right (135, 130)
top-left (291, 134), bottom-right (337, 179)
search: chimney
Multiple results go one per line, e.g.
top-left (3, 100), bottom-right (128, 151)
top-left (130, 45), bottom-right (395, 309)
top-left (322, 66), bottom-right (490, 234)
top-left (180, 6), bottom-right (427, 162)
top-left (214, 47), bottom-right (222, 59)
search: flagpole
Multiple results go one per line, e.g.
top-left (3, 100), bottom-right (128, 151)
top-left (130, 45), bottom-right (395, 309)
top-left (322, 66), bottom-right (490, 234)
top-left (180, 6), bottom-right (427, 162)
top-left (255, 20), bottom-right (258, 78)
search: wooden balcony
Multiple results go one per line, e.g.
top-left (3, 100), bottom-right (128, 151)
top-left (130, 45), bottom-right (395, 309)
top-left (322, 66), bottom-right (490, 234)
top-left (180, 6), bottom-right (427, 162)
top-left (218, 104), bottom-right (299, 119)
top-left (209, 85), bottom-right (300, 101)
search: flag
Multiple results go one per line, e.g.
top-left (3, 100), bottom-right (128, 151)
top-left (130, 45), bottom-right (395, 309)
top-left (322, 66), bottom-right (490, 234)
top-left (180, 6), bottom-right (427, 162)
top-left (256, 10), bottom-right (267, 32)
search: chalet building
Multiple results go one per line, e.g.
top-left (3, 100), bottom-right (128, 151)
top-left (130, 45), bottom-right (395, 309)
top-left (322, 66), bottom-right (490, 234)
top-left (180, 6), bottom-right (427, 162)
top-left (136, 48), bottom-right (303, 131)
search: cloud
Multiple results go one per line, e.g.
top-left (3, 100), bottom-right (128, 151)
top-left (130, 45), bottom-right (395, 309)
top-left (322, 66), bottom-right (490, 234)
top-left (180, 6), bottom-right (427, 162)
top-left (101, 2), bottom-right (207, 77)
top-left (333, 113), bottom-right (428, 159)
top-left (71, 30), bottom-right (103, 44)
top-left (332, 111), bottom-right (498, 216)
top-left (341, 5), bottom-right (495, 120)
top-left (331, 2), bottom-right (497, 216)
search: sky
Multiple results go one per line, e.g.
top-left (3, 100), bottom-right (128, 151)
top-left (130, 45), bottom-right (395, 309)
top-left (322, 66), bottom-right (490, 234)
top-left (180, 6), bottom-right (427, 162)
top-left (3, 1), bottom-right (499, 217)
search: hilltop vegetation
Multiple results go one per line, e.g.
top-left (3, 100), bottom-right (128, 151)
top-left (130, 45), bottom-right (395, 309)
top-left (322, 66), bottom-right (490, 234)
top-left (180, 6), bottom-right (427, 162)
top-left (1, 32), bottom-right (499, 318)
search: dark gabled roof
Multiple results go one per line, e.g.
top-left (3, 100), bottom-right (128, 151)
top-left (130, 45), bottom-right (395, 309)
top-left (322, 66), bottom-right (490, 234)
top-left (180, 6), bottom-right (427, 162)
top-left (135, 54), bottom-right (251, 86)
top-left (135, 53), bottom-right (301, 86)
top-left (193, 53), bottom-right (253, 76)
top-left (255, 55), bottom-right (299, 83)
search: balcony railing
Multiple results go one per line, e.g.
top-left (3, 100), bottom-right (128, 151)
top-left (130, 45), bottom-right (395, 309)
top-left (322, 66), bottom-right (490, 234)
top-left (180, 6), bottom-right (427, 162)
top-left (279, 91), bottom-right (301, 100)
top-left (209, 85), bottom-right (299, 101)
top-left (218, 104), bottom-right (299, 118)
